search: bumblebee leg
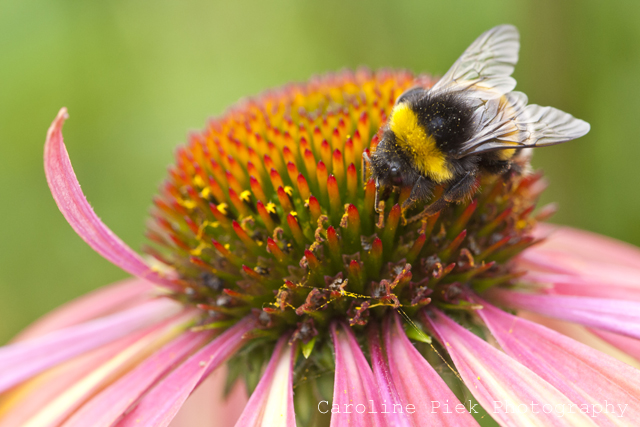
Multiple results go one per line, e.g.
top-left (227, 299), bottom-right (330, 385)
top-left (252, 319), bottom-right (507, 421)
top-left (405, 171), bottom-right (478, 223)
top-left (405, 197), bottom-right (448, 223)
top-left (374, 178), bottom-right (384, 213)
top-left (401, 176), bottom-right (434, 211)
top-left (443, 170), bottom-right (478, 203)
top-left (362, 151), bottom-right (371, 183)
top-left (481, 160), bottom-right (511, 175)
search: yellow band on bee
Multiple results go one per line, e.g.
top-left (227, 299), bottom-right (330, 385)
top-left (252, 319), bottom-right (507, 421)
top-left (389, 103), bottom-right (453, 183)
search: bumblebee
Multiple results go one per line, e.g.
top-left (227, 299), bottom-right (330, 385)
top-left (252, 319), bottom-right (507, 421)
top-left (366, 25), bottom-right (590, 221)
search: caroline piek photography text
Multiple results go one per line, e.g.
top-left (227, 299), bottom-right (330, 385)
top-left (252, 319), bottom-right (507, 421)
top-left (317, 400), bottom-right (629, 419)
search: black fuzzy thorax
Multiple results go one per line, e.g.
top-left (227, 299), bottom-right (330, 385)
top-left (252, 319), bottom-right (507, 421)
top-left (405, 89), bottom-right (476, 155)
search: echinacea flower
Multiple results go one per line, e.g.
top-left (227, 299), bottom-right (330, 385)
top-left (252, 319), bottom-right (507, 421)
top-left (1, 68), bottom-right (640, 427)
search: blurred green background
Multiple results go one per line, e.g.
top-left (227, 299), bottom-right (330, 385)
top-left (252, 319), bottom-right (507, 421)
top-left (1, 0), bottom-right (640, 345)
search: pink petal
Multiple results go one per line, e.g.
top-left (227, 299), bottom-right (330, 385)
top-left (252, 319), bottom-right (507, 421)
top-left (368, 325), bottom-right (412, 427)
top-left (589, 328), bottom-right (640, 363)
top-left (524, 272), bottom-right (640, 301)
top-left (519, 251), bottom-right (640, 289)
top-left (519, 228), bottom-right (640, 286)
top-left (15, 313), bottom-right (196, 427)
top-left (330, 322), bottom-right (385, 427)
top-left (14, 278), bottom-right (155, 342)
top-left (475, 298), bottom-right (640, 423)
top-left (517, 312), bottom-right (640, 368)
top-left (0, 298), bottom-right (179, 393)
top-left (423, 309), bottom-right (596, 426)
top-left (382, 313), bottom-right (479, 426)
top-left (234, 336), bottom-right (296, 427)
top-left (44, 108), bottom-right (176, 288)
top-left (168, 366), bottom-right (247, 427)
top-left (115, 318), bottom-right (253, 427)
top-left (532, 225), bottom-right (640, 271)
top-left (64, 329), bottom-right (213, 427)
top-left (0, 328), bottom-right (148, 426)
top-left (488, 289), bottom-right (640, 340)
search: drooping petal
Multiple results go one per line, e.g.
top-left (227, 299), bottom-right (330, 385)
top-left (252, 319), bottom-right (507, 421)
top-left (516, 311), bottom-right (640, 369)
top-left (368, 325), bottom-right (412, 427)
top-left (64, 324), bottom-right (210, 427)
top-left (532, 225), bottom-right (640, 271)
top-left (0, 298), bottom-right (180, 393)
top-left (44, 108), bottom-right (176, 288)
top-left (423, 309), bottom-right (596, 427)
top-left (14, 278), bottom-right (155, 342)
top-left (524, 272), bottom-right (640, 301)
top-left (488, 289), bottom-right (640, 340)
top-left (518, 229), bottom-right (640, 287)
top-left (16, 313), bottom-right (197, 427)
top-left (330, 322), bottom-right (385, 427)
top-left (168, 366), bottom-right (247, 427)
top-left (589, 328), bottom-right (640, 364)
top-left (234, 336), bottom-right (296, 427)
top-left (115, 317), bottom-right (253, 427)
top-left (475, 298), bottom-right (640, 424)
top-left (382, 313), bottom-right (480, 426)
top-left (0, 328), bottom-right (147, 425)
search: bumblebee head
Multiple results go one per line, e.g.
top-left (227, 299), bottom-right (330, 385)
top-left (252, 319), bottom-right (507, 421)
top-left (370, 128), bottom-right (422, 191)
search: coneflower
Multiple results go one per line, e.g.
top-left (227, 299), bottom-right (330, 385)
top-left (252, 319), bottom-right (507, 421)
top-left (1, 67), bottom-right (640, 427)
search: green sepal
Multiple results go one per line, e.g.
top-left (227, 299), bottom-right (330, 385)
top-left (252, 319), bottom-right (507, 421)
top-left (404, 323), bottom-right (432, 344)
top-left (302, 336), bottom-right (317, 359)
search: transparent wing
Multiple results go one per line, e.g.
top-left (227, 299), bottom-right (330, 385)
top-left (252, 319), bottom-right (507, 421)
top-left (430, 25), bottom-right (520, 97)
top-left (454, 95), bottom-right (590, 158)
top-left (516, 104), bottom-right (591, 146)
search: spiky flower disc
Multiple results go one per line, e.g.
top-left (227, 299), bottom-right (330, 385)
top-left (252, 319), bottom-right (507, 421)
top-left (146, 68), bottom-right (547, 357)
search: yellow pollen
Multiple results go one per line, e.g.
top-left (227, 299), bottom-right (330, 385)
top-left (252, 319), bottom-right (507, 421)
top-left (199, 187), bottom-right (211, 199)
top-left (193, 175), bottom-right (206, 188)
top-left (178, 198), bottom-right (197, 210)
top-left (240, 190), bottom-right (252, 202)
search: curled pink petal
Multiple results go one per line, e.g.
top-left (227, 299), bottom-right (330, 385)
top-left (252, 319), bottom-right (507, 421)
top-left (14, 278), bottom-right (155, 342)
top-left (423, 309), bottom-right (596, 426)
top-left (64, 329), bottom-right (213, 427)
top-left (488, 289), bottom-right (640, 340)
top-left (368, 325), bottom-right (412, 427)
top-left (0, 298), bottom-right (179, 393)
top-left (234, 336), bottom-right (296, 427)
top-left (475, 298), bottom-right (640, 423)
top-left (383, 313), bottom-right (479, 426)
top-left (44, 108), bottom-right (176, 288)
top-left (116, 317), bottom-right (253, 427)
top-left (330, 322), bottom-right (385, 427)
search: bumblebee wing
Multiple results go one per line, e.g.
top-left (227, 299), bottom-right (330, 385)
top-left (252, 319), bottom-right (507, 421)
top-left (430, 25), bottom-right (520, 97)
top-left (454, 93), bottom-right (590, 158)
top-left (516, 104), bottom-right (591, 146)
